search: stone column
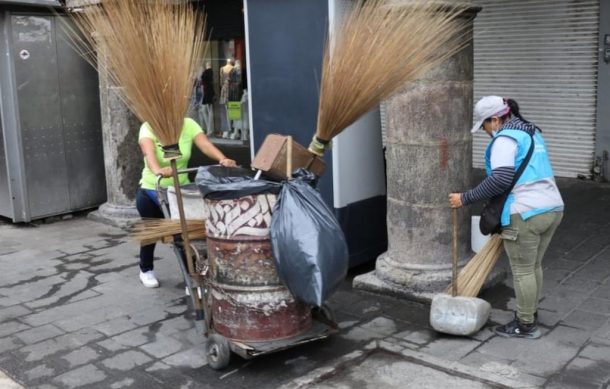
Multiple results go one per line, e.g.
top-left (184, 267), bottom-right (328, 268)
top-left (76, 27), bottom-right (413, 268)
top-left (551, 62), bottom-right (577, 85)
top-left (67, 1), bottom-right (241, 229)
top-left (354, 3), bottom-right (482, 301)
top-left (89, 66), bottom-right (142, 228)
top-left (66, 0), bottom-right (143, 228)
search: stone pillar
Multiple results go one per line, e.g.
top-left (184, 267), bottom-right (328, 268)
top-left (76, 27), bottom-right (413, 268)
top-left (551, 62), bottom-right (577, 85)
top-left (65, 0), bottom-right (153, 228)
top-left (60, 10), bottom-right (144, 228)
top-left (354, 3), bottom-right (482, 301)
top-left (88, 67), bottom-right (142, 228)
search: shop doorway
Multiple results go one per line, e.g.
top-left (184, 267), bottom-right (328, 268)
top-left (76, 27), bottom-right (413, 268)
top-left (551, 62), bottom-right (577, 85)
top-left (191, 1), bottom-right (249, 148)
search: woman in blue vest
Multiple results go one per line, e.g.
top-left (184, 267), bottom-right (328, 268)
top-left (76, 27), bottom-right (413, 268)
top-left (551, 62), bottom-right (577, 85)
top-left (449, 96), bottom-right (564, 339)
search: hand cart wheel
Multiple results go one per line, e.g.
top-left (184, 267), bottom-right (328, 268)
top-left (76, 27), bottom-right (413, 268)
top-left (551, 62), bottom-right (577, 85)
top-left (206, 334), bottom-right (231, 370)
top-left (312, 303), bottom-right (335, 323)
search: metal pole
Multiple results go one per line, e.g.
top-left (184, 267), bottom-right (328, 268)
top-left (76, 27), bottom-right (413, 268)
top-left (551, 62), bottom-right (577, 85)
top-left (452, 208), bottom-right (458, 297)
top-left (170, 159), bottom-right (204, 316)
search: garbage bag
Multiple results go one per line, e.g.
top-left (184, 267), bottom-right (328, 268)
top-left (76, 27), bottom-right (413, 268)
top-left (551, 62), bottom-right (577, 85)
top-left (195, 166), bottom-right (281, 200)
top-left (270, 169), bottom-right (349, 306)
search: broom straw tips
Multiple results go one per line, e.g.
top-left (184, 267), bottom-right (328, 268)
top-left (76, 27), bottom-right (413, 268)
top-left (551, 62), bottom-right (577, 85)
top-left (131, 219), bottom-right (206, 246)
top-left (315, 0), bottom-right (470, 145)
top-left (445, 234), bottom-right (503, 298)
top-left (66, 0), bottom-right (207, 147)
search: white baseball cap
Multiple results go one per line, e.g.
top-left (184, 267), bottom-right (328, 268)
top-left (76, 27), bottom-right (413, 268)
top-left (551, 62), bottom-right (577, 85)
top-left (470, 96), bottom-right (510, 133)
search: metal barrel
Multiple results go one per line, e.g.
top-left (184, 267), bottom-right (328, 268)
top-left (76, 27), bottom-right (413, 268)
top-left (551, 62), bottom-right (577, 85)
top-left (204, 193), bottom-right (312, 342)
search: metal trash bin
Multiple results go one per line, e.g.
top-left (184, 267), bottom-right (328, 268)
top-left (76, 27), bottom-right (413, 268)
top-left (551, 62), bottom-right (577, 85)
top-left (204, 193), bottom-right (312, 342)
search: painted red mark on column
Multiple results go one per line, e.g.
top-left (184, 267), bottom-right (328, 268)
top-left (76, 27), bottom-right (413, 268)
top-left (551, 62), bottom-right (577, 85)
top-left (439, 137), bottom-right (449, 171)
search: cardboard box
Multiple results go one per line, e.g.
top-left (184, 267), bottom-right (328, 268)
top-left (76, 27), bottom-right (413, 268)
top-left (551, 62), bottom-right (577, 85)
top-left (252, 134), bottom-right (326, 180)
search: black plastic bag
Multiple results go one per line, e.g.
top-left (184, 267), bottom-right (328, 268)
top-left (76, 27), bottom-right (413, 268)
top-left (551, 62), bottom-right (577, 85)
top-left (270, 169), bottom-right (349, 306)
top-left (195, 166), bottom-right (281, 200)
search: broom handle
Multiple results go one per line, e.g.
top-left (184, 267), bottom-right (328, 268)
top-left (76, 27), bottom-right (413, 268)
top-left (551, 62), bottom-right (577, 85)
top-left (170, 159), bottom-right (196, 278)
top-left (286, 136), bottom-right (293, 178)
top-left (452, 207), bottom-right (458, 297)
top-left (169, 160), bottom-right (205, 317)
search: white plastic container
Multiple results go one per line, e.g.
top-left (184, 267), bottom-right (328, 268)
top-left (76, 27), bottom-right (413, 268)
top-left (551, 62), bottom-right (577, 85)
top-left (167, 185), bottom-right (208, 220)
top-left (471, 215), bottom-right (490, 253)
top-left (430, 294), bottom-right (491, 336)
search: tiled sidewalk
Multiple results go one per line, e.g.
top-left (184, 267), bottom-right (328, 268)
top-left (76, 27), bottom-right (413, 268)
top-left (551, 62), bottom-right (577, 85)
top-left (0, 178), bottom-right (609, 388)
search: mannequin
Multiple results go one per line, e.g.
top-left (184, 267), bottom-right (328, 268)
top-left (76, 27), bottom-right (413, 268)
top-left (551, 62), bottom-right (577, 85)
top-left (219, 58), bottom-right (234, 105)
top-left (219, 59), bottom-right (234, 138)
top-left (229, 60), bottom-right (242, 102)
top-left (228, 60), bottom-right (244, 140)
top-left (239, 89), bottom-right (249, 142)
top-left (201, 61), bottom-right (215, 136)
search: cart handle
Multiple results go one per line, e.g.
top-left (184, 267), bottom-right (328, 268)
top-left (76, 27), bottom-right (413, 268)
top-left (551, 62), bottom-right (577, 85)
top-left (154, 168), bottom-right (200, 218)
top-left (154, 167), bottom-right (200, 192)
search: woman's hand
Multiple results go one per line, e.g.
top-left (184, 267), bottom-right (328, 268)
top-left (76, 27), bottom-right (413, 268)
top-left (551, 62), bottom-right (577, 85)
top-left (193, 133), bottom-right (237, 168)
top-left (219, 158), bottom-right (237, 167)
top-left (155, 167), bottom-right (174, 178)
top-left (448, 193), bottom-right (463, 208)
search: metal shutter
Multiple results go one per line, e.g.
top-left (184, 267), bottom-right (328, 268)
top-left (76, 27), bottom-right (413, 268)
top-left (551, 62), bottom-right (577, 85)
top-left (473, 0), bottom-right (600, 177)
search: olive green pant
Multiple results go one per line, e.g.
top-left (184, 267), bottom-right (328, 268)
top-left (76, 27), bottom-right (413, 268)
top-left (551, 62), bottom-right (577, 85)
top-left (501, 211), bottom-right (563, 324)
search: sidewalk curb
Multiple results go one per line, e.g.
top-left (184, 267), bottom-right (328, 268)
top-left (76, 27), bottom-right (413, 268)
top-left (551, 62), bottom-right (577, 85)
top-left (0, 370), bottom-right (24, 389)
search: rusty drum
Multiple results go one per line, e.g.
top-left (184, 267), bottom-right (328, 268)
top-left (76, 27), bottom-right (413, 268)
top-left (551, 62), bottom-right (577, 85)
top-left (204, 193), bottom-right (312, 342)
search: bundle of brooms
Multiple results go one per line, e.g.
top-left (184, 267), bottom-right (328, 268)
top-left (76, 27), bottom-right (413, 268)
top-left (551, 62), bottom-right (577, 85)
top-left (131, 219), bottom-right (206, 246)
top-left (66, 1), bottom-right (207, 293)
top-left (307, 0), bottom-right (472, 156)
top-left (305, 0), bottom-right (502, 298)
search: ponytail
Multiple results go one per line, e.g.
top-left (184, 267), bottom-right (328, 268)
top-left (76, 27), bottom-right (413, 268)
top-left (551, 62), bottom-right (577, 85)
top-left (505, 98), bottom-right (542, 132)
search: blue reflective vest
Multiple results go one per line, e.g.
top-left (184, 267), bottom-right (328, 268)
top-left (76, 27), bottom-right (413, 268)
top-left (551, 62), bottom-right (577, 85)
top-left (485, 129), bottom-right (558, 226)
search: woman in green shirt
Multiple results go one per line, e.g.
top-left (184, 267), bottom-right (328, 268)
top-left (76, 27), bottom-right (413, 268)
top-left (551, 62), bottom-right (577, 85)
top-left (137, 118), bottom-right (236, 288)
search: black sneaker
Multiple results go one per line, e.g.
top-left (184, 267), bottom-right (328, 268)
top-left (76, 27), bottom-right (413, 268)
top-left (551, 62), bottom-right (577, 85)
top-left (493, 318), bottom-right (541, 339)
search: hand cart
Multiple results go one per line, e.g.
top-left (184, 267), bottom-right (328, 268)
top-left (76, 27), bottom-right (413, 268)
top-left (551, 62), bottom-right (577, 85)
top-left (155, 168), bottom-right (337, 370)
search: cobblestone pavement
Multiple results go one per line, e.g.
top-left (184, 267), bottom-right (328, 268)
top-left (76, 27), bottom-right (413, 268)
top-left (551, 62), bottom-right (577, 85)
top-left (0, 178), bottom-right (609, 388)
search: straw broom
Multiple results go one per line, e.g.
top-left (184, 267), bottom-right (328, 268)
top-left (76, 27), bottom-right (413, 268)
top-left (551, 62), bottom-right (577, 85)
top-left (131, 219), bottom-right (206, 246)
top-left (308, 0), bottom-right (471, 156)
top-left (66, 0), bottom-right (207, 311)
top-left (304, 1), bottom-right (502, 297)
top-left (65, 0), bottom-right (207, 147)
top-left (445, 234), bottom-right (504, 297)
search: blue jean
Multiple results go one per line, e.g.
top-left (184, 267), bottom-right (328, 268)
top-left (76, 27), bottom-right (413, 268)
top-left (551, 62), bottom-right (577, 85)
top-left (135, 188), bottom-right (163, 272)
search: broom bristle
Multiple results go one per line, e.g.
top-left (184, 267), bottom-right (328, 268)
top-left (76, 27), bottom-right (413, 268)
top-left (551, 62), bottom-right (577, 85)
top-left (131, 219), bottom-right (206, 246)
top-left (66, 0), bottom-right (207, 146)
top-left (445, 234), bottom-right (503, 297)
top-left (316, 0), bottom-right (470, 142)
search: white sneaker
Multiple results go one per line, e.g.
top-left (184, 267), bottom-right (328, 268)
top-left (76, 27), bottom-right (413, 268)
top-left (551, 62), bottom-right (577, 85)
top-left (139, 271), bottom-right (159, 288)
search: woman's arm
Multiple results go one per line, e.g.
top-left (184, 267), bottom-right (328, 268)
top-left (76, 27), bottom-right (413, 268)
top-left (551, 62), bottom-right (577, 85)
top-left (463, 167), bottom-right (515, 204)
top-left (139, 137), bottom-right (173, 177)
top-left (449, 136), bottom-right (517, 208)
top-left (450, 167), bottom-right (515, 208)
top-left (193, 133), bottom-right (237, 167)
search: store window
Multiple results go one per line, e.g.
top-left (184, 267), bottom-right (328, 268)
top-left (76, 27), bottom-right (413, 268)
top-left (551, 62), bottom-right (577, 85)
top-left (191, 0), bottom-right (248, 145)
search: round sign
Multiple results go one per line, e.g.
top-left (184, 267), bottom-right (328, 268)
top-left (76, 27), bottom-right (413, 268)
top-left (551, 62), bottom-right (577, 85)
top-left (19, 50), bottom-right (30, 60)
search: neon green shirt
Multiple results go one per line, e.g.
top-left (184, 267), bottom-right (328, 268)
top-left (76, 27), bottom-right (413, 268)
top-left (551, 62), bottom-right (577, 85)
top-left (138, 118), bottom-right (203, 189)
